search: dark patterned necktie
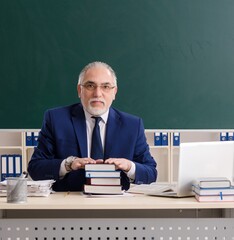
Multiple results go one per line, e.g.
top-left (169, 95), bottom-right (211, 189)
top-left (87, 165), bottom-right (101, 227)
top-left (91, 117), bottom-right (104, 160)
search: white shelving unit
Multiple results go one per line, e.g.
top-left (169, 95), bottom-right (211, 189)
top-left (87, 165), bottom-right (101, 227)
top-left (0, 129), bottom-right (39, 174)
top-left (0, 129), bottom-right (234, 184)
top-left (145, 130), bottom-right (170, 183)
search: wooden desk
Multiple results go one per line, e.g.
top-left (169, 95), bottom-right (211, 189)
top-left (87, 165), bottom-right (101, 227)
top-left (1, 192), bottom-right (234, 210)
top-left (0, 192), bottom-right (234, 239)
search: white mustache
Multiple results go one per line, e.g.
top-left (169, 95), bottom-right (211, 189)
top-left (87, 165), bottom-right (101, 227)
top-left (89, 98), bottom-right (106, 105)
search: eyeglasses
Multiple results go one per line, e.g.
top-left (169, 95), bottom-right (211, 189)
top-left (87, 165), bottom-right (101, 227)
top-left (81, 82), bottom-right (116, 93)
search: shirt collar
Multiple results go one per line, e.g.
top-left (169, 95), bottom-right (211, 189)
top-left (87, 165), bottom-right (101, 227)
top-left (83, 108), bottom-right (109, 124)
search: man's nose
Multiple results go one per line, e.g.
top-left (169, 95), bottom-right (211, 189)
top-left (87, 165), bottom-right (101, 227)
top-left (93, 86), bottom-right (103, 96)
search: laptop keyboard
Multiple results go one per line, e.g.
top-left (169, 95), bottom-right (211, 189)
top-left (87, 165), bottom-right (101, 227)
top-left (128, 183), bottom-right (176, 194)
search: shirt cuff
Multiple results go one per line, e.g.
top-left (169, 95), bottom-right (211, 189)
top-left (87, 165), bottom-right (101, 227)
top-left (59, 159), bottom-right (68, 178)
top-left (125, 161), bottom-right (136, 181)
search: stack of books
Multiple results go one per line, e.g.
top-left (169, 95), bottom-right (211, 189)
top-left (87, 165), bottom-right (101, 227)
top-left (84, 164), bottom-right (123, 195)
top-left (192, 177), bottom-right (234, 202)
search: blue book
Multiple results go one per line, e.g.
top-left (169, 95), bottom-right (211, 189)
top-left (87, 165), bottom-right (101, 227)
top-left (173, 132), bottom-right (180, 146)
top-left (161, 132), bottom-right (168, 146)
top-left (154, 132), bottom-right (161, 146)
top-left (26, 132), bottom-right (33, 146)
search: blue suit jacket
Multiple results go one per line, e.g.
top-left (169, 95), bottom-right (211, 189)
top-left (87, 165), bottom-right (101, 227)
top-left (28, 103), bottom-right (157, 191)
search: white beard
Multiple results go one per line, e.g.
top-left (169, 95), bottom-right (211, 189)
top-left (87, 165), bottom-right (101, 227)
top-left (86, 106), bottom-right (107, 116)
top-left (84, 98), bottom-right (108, 116)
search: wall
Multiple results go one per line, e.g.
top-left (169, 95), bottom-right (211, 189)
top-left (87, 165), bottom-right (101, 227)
top-left (1, 0), bottom-right (234, 129)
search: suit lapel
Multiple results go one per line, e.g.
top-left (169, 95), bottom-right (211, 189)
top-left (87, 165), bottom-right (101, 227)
top-left (71, 104), bottom-right (88, 157)
top-left (104, 108), bottom-right (121, 159)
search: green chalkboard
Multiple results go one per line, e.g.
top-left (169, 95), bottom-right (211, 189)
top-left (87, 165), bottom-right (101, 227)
top-left (1, 0), bottom-right (234, 129)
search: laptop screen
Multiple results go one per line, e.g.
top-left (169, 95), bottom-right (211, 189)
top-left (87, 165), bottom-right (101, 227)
top-left (177, 141), bottom-right (234, 197)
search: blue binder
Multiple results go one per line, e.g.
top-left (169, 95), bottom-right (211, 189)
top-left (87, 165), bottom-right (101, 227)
top-left (1, 155), bottom-right (8, 181)
top-left (7, 155), bottom-right (14, 177)
top-left (14, 154), bottom-right (22, 177)
top-left (173, 132), bottom-right (180, 146)
top-left (26, 132), bottom-right (33, 146)
top-left (220, 132), bottom-right (227, 141)
top-left (161, 132), bottom-right (168, 146)
top-left (154, 132), bottom-right (162, 146)
top-left (228, 132), bottom-right (234, 141)
top-left (33, 132), bottom-right (39, 146)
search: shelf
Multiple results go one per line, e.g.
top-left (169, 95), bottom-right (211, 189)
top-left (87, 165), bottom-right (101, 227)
top-left (149, 146), bottom-right (169, 149)
top-left (0, 146), bottom-right (22, 149)
top-left (0, 129), bottom-right (233, 185)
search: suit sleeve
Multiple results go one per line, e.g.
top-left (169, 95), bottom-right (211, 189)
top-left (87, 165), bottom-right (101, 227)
top-left (27, 110), bottom-right (63, 181)
top-left (133, 118), bottom-right (157, 184)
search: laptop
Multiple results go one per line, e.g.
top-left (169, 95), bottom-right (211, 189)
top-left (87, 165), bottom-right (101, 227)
top-left (146, 141), bottom-right (234, 197)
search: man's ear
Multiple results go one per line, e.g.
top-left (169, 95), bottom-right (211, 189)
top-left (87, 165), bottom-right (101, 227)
top-left (77, 84), bottom-right (81, 98)
top-left (113, 87), bottom-right (118, 100)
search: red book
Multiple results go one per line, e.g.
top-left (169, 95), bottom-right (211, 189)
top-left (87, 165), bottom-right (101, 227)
top-left (86, 177), bottom-right (121, 186)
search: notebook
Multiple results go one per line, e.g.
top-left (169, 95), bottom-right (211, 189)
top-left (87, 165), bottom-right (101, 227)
top-left (146, 141), bottom-right (234, 197)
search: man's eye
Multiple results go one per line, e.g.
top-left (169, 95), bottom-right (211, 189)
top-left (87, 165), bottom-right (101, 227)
top-left (87, 84), bottom-right (95, 88)
top-left (103, 85), bottom-right (110, 89)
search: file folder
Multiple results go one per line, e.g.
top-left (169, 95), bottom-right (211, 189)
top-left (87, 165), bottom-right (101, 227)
top-left (173, 132), bottom-right (180, 146)
top-left (14, 154), bottom-right (22, 177)
top-left (8, 155), bottom-right (14, 177)
top-left (1, 155), bottom-right (8, 181)
top-left (33, 131), bottom-right (39, 146)
top-left (228, 132), bottom-right (234, 141)
top-left (161, 132), bottom-right (168, 146)
top-left (26, 132), bottom-right (33, 146)
top-left (220, 132), bottom-right (227, 141)
top-left (154, 132), bottom-right (161, 146)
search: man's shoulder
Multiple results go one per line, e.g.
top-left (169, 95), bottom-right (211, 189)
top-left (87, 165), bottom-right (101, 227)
top-left (46, 103), bottom-right (82, 115)
top-left (111, 107), bottom-right (141, 122)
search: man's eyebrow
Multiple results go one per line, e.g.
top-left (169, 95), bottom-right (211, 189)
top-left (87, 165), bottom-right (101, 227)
top-left (83, 80), bottom-right (95, 84)
top-left (101, 82), bottom-right (113, 85)
top-left (83, 80), bottom-right (112, 85)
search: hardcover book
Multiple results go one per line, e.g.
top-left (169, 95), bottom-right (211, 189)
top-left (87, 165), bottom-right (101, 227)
top-left (193, 177), bottom-right (231, 188)
top-left (192, 184), bottom-right (234, 196)
top-left (85, 171), bottom-right (121, 178)
top-left (195, 193), bottom-right (234, 202)
top-left (85, 164), bottom-right (116, 171)
top-left (84, 184), bottom-right (123, 195)
top-left (86, 177), bottom-right (121, 186)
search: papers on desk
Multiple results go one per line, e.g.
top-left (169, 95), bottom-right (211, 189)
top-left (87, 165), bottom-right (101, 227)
top-left (0, 179), bottom-right (55, 197)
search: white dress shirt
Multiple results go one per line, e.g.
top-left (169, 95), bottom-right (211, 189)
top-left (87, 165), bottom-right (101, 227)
top-left (60, 109), bottom-right (135, 180)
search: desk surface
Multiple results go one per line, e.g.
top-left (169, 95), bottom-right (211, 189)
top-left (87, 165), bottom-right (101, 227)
top-left (1, 192), bottom-right (234, 210)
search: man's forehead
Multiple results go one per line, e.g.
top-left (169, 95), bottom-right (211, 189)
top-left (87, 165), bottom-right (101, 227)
top-left (85, 65), bottom-right (111, 74)
top-left (83, 66), bottom-right (114, 82)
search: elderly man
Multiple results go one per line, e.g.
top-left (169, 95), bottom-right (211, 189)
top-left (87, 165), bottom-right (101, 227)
top-left (28, 61), bottom-right (157, 191)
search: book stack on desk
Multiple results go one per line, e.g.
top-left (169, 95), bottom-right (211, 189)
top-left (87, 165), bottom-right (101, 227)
top-left (84, 164), bottom-right (123, 195)
top-left (192, 177), bottom-right (234, 202)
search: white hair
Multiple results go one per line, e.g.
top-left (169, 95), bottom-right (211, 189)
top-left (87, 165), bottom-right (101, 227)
top-left (78, 61), bottom-right (117, 86)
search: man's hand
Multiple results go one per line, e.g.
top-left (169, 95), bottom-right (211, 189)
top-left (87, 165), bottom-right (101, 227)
top-left (71, 158), bottom-right (104, 170)
top-left (104, 158), bottom-right (132, 172)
